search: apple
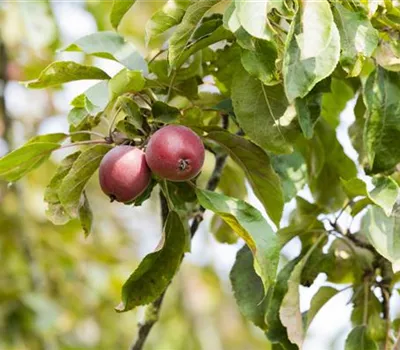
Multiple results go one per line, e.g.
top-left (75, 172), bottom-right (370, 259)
top-left (99, 146), bottom-right (151, 202)
top-left (145, 125), bottom-right (205, 181)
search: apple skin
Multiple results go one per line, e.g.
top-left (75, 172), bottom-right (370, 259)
top-left (145, 125), bottom-right (205, 181)
top-left (99, 146), bottom-right (151, 202)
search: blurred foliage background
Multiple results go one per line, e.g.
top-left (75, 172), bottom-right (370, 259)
top-left (0, 1), bottom-right (269, 349)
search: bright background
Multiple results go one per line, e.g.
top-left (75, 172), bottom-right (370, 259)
top-left (1, 1), bottom-right (399, 349)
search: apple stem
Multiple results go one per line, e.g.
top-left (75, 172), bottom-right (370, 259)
top-left (58, 139), bottom-right (111, 151)
top-left (68, 130), bottom-right (106, 139)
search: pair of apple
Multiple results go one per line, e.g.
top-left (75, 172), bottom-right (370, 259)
top-left (99, 125), bottom-right (205, 203)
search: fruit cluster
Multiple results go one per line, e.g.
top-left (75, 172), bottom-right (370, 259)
top-left (99, 125), bottom-right (205, 203)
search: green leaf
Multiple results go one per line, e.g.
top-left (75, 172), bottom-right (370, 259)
top-left (58, 145), bottom-right (111, 218)
top-left (234, 26), bottom-right (254, 51)
top-left (115, 96), bottom-right (143, 130)
top-left (145, 0), bottom-right (190, 45)
top-left (271, 152), bottom-right (307, 202)
top-left (266, 259), bottom-right (299, 350)
top-left (82, 81), bottom-right (110, 114)
top-left (152, 101), bottom-right (180, 123)
top-left (67, 108), bottom-right (88, 128)
top-left (299, 122), bottom-right (357, 211)
top-left (174, 25), bottom-right (232, 69)
top-left (110, 0), bottom-right (137, 30)
top-left (241, 39), bottom-right (278, 86)
top-left (333, 3), bottom-right (379, 76)
top-left (44, 151), bottom-right (81, 225)
top-left (321, 78), bottom-right (355, 128)
top-left (192, 14), bottom-right (222, 40)
top-left (306, 286), bottom-right (338, 329)
top-left (235, 0), bottom-right (283, 40)
top-left (160, 182), bottom-right (195, 252)
top-left (0, 134), bottom-right (67, 182)
top-left (349, 94), bottom-right (367, 165)
top-left (370, 176), bottom-right (399, 216)
top-left (345, 326), bottom-right (378, 350)
top-left (364, 67), bottom-right (400, 173)
top-left (222, 1), bottom-right (239, 32)
top-left (26, 61), bottom-right (110, 89)
top-left (116, 211), bottom-right (186, 312)
top-left (212, 44), bottom-right (241, 95)
top-left (69, 113), bottom-right (101, 142)
top-left (280, 234), bottom-right (325, 347)
top-left (230, 245), bottom-right (268, 330)
top-left (324, 238), bottom-right (374, 284)
top-left (278, 197), bottom-right (324, 247)
top-left (362, 204), bottom-right (400, 263)
top-left (28, 133), bottom-right (68, 144)
top-left (351, 286), bottom-right (387, 342)
top-left (109, 69), bottom-right (145, 101)
top-left (45, 203), bottom-right (71, 226)
top-left (196, 189), bottom-right (279, 292)
top-left (79, 191), bottom-right (93, 237)
top-left (64, 32), bottom-right (148, 73)
top-left (168, 0), bottom-right (220, 68)
top-left (115, 120), bottom-right (139, 139)
top-left (375, 39), bottom-right (400, 72)
top-left (231, 65), bottom-right (292, 154)
top-left (149, 57), bottom-right (202, 85)
top-left (210, 214), bottom-right (238, 244)
top-left (295, 91), bottom-right (322, 139)
top-left (70, 94), bottom-right (86, 108)
top-left (45, 151), bottom-right (81, 205)
top-left (131, 178), bottom-right (158, 207)
top-left (283, 0), bottom-right (340, 101)
top-left (341, 177), bottom-right (369, 199)
top-left (352, 198), bottom-right (371, 218)
top-left (217, 158), bottom-right (247, 200)
top-left (205, 131), bottom-right (284, 226)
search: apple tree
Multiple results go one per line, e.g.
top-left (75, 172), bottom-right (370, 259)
top-left (1, 0), bottom-right (400, 348)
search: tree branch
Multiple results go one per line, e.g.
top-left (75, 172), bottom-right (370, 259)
top-left (130, 116), bottom-right (230, 350)
top-left (329, 220), bottom-right (376, 252)
top-left (130, 290), bottom-right (166, 350)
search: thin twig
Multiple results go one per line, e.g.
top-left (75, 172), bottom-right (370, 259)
top-left (108, 106), bottom-right (122, 139)
top-left (68, 130), bottom-right (106, 139)
top-left (328, 219), bottom-right (376, 252)
top-left (334, 200), bottom-right (352, 226)
top-left (166, 70), bottom-right (177, 102)
top-left (143, 89), bottom-right (158, 103)
top-left (131, 290), bottom-right (166, 350)
top-left (60, 139), bottom-right (110, 149)
top-left (148, 49), bottom-right (167, 65)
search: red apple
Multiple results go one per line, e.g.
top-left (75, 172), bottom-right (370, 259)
top-left (99, 146), bottom-right (151, 202)
top-left (145, 125), bottom-right (205, 181)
